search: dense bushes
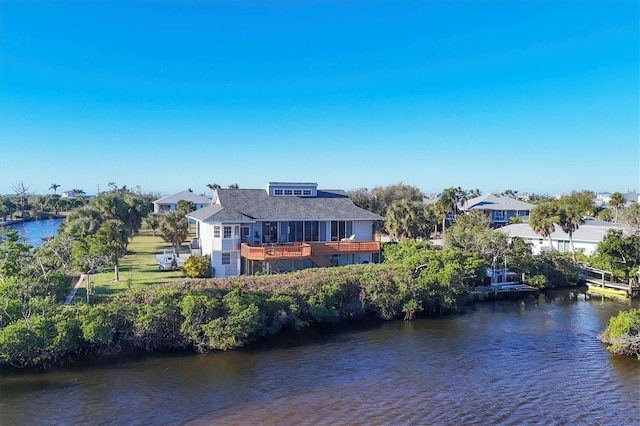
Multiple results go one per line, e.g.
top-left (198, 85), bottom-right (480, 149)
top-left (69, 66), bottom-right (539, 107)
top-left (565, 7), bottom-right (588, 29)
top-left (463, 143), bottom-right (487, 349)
top-left (0, 260), bottom-right (474, 369)
top-left (599, 309), bottom-right (640, 359)
top-left (0, 238), bottom-right (585, 369)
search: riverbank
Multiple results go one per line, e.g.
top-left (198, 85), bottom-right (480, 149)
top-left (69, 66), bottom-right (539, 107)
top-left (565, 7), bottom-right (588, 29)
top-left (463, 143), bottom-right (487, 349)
top-left (0, 214), bottom-right (65, 227)
top-left (2, 292), bottom-right (638, 426)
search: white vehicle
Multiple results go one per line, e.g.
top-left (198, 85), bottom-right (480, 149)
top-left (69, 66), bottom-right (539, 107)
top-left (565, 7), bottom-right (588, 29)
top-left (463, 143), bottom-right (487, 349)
top-left (156, 248), bottom-right (184, 271)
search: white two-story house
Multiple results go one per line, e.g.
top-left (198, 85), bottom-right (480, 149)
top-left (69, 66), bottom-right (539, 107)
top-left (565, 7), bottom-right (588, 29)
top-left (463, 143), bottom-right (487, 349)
top-left (186, 182), bottom-right (384, 277)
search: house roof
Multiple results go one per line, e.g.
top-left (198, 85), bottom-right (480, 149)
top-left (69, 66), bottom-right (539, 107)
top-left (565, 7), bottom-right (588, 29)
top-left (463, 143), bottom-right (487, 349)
top-left (153, 190), bottom-right (211, 205)
top-left (464, 193), bottom-right (534, 212)
top-left (187, 188), bottom-right (384, 223)
top-left (499, 221), bottom-right (628, 243)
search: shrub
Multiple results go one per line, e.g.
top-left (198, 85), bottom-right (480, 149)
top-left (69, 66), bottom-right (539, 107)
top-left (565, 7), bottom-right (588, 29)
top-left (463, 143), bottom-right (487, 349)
top-left (599, 309), bottom-right (640, 359)
top-left (182, 255), bottom-right (211, 278)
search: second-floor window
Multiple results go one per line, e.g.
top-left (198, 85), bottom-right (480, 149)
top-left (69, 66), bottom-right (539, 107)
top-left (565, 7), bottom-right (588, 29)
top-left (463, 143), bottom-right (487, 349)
top-left (223, 226), bottom-right (232, 238)
top-left (213, 226), bottom-right (220, 238)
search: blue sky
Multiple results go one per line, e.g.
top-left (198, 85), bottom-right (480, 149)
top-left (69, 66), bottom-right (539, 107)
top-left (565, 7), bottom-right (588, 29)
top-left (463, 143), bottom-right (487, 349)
top-left (1, 1), bottom-right (638, 197)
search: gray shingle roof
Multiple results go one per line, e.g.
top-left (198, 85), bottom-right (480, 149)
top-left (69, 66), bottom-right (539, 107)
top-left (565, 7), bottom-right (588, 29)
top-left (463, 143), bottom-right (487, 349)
top-left (187, 189), bottom-right (383, 223)
top-left (464, 193), bottom-right (534, 211)
top-left (153, 190), bottom-right (211, 205)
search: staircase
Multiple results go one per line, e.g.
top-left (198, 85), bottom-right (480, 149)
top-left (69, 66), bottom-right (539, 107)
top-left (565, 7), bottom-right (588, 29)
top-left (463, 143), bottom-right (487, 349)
top-left (309, 253), bottom-right (332, 268)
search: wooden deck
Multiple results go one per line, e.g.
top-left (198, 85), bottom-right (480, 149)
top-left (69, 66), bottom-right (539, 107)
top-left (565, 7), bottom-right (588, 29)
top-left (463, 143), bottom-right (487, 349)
top-left (240, 240), bottom-right (380, 262)
top-left (579, 265), bottom-right (640, 299)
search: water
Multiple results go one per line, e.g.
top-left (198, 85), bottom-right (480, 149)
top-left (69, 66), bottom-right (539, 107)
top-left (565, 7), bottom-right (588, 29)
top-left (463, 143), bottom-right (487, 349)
top-left (4, 218), bottom-right (64, 248)
top-left (1, 291), bottom-right (639, 425)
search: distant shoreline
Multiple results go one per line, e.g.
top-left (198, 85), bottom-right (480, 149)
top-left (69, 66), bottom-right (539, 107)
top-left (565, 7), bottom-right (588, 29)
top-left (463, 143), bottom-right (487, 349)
top-left (0, 215), bottom-right (65, 227)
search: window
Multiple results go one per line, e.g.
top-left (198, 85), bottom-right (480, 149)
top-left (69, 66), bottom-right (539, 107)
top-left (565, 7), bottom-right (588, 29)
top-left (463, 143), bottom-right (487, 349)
top-left (223, 226), bottom-right (232, 238)
top-left (305, 221), bottom-right (319, 241)
top-left (222, 253), bottom-right (230, 264)
top-left (274, 189), bottom-right (283, 195)
top-left (303, 189), bottom-right (312, 196)
top-left (288, 221), bottom-right (304, 242)
top-left (331, 221), bottom-right (353, 241)
top-left (294, 189), bottom-right (302, 195)
top-left (284, 189), bottom-right (293, 195)
top-left (213, 226), bottom-right (220, 238)
top-left (234, 225), bottom-right (240, 238)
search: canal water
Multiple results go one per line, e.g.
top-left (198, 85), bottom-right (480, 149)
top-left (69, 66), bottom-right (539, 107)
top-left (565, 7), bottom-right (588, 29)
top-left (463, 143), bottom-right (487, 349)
top-left (1, 291), bottom-right (639, 425)
top-left (4, 218), bottom-right (64, 248)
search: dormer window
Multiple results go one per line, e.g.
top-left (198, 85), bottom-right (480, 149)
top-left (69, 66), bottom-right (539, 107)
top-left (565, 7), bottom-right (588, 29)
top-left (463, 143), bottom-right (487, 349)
top-left (266, 182), bottom-right (318, 197)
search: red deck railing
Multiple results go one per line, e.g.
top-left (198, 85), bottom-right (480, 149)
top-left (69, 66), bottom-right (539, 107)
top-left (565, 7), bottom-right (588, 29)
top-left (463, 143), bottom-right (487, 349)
top-left (240, 241), bottom-right (380, 261)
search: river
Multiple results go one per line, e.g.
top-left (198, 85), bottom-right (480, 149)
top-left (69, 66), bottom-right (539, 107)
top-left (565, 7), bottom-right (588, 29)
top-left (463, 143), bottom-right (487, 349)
top-left (1, 291), bottom-right (639, 425)
top-left (4, 218), bottom-right (64, 248)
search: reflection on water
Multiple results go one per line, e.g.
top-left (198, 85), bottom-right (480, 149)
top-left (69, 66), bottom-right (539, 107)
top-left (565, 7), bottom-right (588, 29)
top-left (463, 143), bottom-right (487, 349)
top-left (1, 293), bottom-right (639, 426)
top-left (5, 218), bottom-right (64, 248)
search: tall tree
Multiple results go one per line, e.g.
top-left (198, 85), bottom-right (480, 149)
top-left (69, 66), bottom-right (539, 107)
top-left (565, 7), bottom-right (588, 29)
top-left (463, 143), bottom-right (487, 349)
top-left (143, 213), bottom-right (161, 236)
top-left (368, 182), bottom-right (424, 217)
top-left (436, 187), bottom-right (457, 240)
top-left (159, 211), bottom-right (189, 256)
top-left (620, 203), bottom-right (640, 230)
top-left (176, 200), bottom-right (195, 216)
top-left (591, 229), bottom-right (640, 282)
top-left (95, 219), bottom-right (129, 281)
top-left (12, 181), bottom-right (31, 218)
top-left (529, 201), bottom-right (558, 251)
top-left (207, 183), bottom-right (221, 197)
top-left (557, 205), bottom-right (584, 261)
top-left (609, 192), bottom-right (625, 223)
top-left (385, 200), bottom-right (432, 241)
top-left (49, 183), bottom-right (61, 195)
top-left (0, 197), bottom-right (17, 221)
top-left (454, 187), bottom-right (468, 215)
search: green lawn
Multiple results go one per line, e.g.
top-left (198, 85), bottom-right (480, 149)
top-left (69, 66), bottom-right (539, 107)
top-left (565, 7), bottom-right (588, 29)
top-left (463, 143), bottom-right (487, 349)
top-left (83, 229), bottom-right (193, 301)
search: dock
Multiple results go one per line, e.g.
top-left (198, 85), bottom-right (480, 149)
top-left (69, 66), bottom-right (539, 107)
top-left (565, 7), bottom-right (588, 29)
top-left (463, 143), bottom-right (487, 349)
top-left (578, 265), bottom-right (640, 299)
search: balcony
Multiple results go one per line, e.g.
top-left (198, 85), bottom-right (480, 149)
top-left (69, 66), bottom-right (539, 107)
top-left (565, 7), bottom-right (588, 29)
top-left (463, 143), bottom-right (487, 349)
top-left (309, 241), bottom-right (381, 255)
top-left (240, 240), bottom-right (381, 261)
top-left (241, 243), bottom-right (312, 261)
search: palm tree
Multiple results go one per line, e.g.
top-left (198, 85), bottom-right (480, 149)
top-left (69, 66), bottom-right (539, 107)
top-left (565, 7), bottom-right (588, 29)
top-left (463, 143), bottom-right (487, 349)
top-left (529, 202), bottom-right (558, 251)
top-left (385, 200), bottom-right (428, 241)
top-left (159, 211), bottom-right (189, 256)
top-left (49, 183), bottom-right (61, 195)
top-left (143, 213), bottom-right (161, 236)
top-left (609, 192), bottom-right (625, 223)
top-left (436, 187), bottom-right (457, 241)
top-left (454, 187), bottom-right (468, 215)
top-left (557, 205), bottom-right (584, 261)
top-left (207, 183), bottom-right (221, 197)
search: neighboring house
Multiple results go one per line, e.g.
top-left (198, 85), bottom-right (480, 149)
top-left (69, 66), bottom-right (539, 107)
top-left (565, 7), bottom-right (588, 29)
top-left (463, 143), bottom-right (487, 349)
top-left (462, 193), bottom-right (534, 228)
top-left (593, 192), bottom-right (612, 208)
top-left (499, 217), bottom-right (628, 256)
top-left (594, 190), bottom-right (638, 207)
top-left (153, 190), bottom-right (211, 215)
top-left (186, 182), bottom-right (384, 277)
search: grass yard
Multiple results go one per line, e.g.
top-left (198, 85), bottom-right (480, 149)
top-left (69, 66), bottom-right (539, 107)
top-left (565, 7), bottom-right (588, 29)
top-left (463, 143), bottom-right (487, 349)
top-left (82, 229), bottom-right (194, 301)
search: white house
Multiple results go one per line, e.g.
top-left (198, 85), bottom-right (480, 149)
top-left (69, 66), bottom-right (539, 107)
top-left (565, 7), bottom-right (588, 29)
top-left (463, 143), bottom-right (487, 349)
top-left (186, 182), bottom-right (384, 277)
top-left (499, 217), bottom-right (629, 256)
top-left (153, 190), bottom-right (211, 215)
